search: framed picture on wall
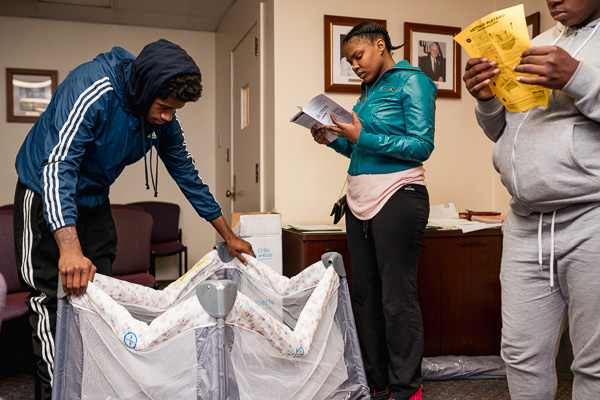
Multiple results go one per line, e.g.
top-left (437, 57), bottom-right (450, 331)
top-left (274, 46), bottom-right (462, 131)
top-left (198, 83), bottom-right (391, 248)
top-left (6, 68), bottom-right (58, 123)
top-left (526, 12), bottom-right (541, 39)
top-left (404, 22), bottom-right (461, 98)
top-left (324, 15), bottom-right (387, 93)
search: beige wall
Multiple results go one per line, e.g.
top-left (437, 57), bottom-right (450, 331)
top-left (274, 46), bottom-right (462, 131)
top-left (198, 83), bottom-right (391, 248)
top-left (0, 1), bottom-right (555, 278)
top-left (271, 0), bottom-right (550, 225)
top-left (0, 17), bottom-right (216, 279)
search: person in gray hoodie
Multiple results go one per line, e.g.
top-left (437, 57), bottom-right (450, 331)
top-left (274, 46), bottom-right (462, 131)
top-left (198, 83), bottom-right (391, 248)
top-left (463, 0), bottom-right (600, 399)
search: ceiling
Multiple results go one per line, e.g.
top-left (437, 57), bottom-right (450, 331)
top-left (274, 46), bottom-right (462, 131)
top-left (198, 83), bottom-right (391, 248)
top-left (0, 0), bottom-right (237, 32)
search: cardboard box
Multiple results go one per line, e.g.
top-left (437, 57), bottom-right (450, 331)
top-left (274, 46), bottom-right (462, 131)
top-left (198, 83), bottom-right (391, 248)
top-left (232, 212), bottom-right (282, 274)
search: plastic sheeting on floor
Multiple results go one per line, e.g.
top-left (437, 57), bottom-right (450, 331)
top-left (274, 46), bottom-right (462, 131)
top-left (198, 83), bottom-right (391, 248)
top-left (422, 355), bottom-right (506, 380)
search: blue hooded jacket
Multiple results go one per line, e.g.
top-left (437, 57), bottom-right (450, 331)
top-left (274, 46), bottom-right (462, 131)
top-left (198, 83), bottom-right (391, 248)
top-left (15, 39), bottom-right (222, 233)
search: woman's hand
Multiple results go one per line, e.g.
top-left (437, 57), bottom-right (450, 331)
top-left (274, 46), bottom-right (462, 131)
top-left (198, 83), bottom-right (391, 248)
top-left (322, 112), bottom-right (362, 144)
top-left (514, 46), bottom-right (579, 90)
top-left (311, 125), bottom-right (332, 145)
top-left (463, 57), bottom-right (499, 100)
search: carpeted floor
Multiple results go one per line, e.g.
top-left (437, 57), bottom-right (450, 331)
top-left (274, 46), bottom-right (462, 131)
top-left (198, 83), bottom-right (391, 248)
top-left (423, 378), bottom-right (573, 399)
top-left (0, 373), bottom-right (574, 400)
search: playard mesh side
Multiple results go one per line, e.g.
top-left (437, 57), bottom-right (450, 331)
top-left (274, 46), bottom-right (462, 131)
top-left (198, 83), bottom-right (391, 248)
top-left (53, 249), bottom-right (369, 400)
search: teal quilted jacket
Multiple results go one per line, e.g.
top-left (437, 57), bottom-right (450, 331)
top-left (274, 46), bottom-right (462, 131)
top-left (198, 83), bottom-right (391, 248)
top-left (329, 60), bottom-right (437, 175)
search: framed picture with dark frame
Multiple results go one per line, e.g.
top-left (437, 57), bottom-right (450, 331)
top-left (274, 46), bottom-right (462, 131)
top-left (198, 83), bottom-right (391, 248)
top-left (526, 12), bottom-right (541, 39)
top-left (324, 15), bottom-right (386, 93)
top-left (6, 68), bottom-right (58, 123)
top-left (404, 22), bottom-right (461, 98)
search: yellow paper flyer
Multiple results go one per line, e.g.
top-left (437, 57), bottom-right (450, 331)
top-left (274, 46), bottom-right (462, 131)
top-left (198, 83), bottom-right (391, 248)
top-left (454, 4), bottom-right (548, 112)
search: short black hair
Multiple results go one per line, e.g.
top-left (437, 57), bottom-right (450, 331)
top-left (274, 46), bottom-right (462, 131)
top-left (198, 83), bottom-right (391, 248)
top-left (156, 73), bottom-right (203, 103)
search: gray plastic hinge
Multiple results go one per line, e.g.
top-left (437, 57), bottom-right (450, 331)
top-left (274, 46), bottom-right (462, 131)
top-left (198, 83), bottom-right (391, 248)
top-left (214, 242), bottom-right (234, 263)
top-left (321, 252), bottom-right (346, 277)
top-left (196, 280), bottom-right (238, 319)
top-left (57, 274), bottom-right (67, 299)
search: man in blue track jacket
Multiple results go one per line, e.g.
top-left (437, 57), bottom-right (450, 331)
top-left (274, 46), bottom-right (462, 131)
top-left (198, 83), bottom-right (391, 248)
top-left (13, 39), bottom-right (254, 399)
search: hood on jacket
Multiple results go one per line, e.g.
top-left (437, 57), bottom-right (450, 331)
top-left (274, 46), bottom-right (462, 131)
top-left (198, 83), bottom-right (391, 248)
top-left (128, 39), bottom-right (201, 118)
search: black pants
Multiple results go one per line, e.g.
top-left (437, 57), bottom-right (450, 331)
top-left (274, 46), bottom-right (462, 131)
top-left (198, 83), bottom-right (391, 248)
top-left (13, 181), bottom-right (117, 400)
top-left (345, 184), bottom-right (429, 400)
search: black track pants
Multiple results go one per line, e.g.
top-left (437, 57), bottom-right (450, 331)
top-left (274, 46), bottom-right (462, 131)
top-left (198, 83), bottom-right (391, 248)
top-left (13, 181), bottom-right (116, 399)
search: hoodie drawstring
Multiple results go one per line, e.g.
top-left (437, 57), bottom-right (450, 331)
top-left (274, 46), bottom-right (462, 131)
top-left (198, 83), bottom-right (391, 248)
top-left (537, 211), bottom-right (557, 290)
top-left (571, 21), bottom-right (600, 57)
top-left (141, 120), bottom-right (159, 197)
top-left (148, 133), bottom-right (159, 197)
top-left (142, 120), bottom-right (150, 190)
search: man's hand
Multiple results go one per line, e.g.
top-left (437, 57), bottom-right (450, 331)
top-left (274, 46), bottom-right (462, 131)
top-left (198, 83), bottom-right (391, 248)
top-left (463, 57), bottom-right (500, 100)
top-left (514, 46), bottom-right (579, 90)
top-left (210, 215), bottom-right (255, 265)
top-left (54, 226), bottom-right (96, 295)
top-left (225, 236), bottom-right (255, 265)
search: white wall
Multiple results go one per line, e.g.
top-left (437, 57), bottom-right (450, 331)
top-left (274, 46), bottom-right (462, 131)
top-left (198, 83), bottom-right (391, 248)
top-left (270, 0), bottom-right (550, 225)
top-left (0, 17), bottom-right (216, 279)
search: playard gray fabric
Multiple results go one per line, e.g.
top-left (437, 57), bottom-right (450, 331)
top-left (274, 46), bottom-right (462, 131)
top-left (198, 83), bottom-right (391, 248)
top-left (52, 250), bottom-right (369, 399)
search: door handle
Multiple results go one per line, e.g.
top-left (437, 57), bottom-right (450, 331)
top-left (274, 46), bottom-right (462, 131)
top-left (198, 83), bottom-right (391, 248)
top-left (227, 175), bottom-right (237, 200)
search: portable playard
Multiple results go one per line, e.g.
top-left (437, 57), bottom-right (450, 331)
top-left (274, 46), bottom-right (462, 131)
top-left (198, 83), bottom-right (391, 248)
top-left (51, 244), bottom-right (370, 399)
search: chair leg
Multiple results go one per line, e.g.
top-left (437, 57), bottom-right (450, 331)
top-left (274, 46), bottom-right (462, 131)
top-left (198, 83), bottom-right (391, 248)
top-left (150, 252), bottom-right (156, 277)
top-left (178, 251), bottom-right (182, 277)
top-left (184, 247), bottom-right (188, 274)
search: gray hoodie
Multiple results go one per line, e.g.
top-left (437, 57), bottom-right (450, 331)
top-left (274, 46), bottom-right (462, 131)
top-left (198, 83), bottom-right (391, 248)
top-left (475, 18), bottom-right (600, 217)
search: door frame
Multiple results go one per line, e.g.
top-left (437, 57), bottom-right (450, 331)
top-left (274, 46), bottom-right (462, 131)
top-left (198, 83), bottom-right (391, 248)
top-left (215, 0), bottom-right (275, 229)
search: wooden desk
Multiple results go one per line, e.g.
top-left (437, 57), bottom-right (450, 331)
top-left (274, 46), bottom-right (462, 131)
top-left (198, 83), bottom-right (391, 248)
top-left (282, 229), bottom-right (354, 295)
top-left (282, 228), bottom-right (503, 357)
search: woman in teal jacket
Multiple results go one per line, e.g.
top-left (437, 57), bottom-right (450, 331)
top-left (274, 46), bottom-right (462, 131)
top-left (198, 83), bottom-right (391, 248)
top-left (313, 22), bottom-right (436, 400)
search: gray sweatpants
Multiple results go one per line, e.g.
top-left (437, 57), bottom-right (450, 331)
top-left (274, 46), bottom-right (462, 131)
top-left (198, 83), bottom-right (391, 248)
top-left (501, 203), bottom-right (600, 400)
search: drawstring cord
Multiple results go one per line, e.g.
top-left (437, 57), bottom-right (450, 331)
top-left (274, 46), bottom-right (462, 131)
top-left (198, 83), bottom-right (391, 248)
top-left (142, 120), bottom-right (150, 190)
top-left (537, 211), bottom-right (557, 290)
top-left (550, 212), bottom-right (556, 290)
top-left (141, 119), bottom-right (159, 197)
top-left (570, 21), bottom-right (600, 57)
top-left (148, 131), bottom-right (159, 197)
top-left (538, 213), bottom-right (543, 270)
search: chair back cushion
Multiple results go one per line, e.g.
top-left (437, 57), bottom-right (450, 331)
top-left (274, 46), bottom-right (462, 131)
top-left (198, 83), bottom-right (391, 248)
top-left (111, 209), bottom-right (153, 276)
top-left (0, 214), bottom-right (29, 294)
top-left (128, 201), bottom-right (180, 243)
top-left (0, 272), bottom-right (6, 327)
top-left (111, 204), bottom-right (144, 212)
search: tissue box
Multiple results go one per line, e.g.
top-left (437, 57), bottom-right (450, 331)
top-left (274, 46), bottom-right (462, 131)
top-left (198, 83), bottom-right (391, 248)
top-left (232, 212), bottom-right (282, 274)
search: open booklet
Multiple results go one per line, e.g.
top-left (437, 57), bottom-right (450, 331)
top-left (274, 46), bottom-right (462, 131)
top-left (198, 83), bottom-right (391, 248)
top-left (290, 94), bottom-right (352, 142)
